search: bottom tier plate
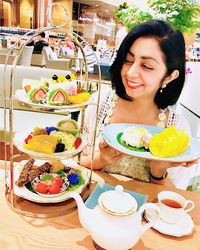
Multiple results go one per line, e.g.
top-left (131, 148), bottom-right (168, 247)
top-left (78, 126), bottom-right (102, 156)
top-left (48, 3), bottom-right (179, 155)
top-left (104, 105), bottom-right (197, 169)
top-left (13, 159), bottom-right (90, 204)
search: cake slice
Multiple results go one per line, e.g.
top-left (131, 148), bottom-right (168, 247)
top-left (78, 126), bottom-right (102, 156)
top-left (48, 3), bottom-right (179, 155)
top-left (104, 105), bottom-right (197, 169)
top-left (15, 160), bottom-right (52, 187)
top-left (15, 158), bottom-right (35, 187)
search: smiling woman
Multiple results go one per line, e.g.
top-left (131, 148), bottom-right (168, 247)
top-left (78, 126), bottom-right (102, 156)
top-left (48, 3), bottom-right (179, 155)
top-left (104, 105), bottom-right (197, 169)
top-left (121, 37), bottom-right (169, 100)
top-left (81, 19), bottom-right (198, 190)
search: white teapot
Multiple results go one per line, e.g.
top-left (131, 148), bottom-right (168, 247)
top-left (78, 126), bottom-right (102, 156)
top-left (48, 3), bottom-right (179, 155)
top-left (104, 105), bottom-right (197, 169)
top-left (70, 184), bottom-right (160, 250)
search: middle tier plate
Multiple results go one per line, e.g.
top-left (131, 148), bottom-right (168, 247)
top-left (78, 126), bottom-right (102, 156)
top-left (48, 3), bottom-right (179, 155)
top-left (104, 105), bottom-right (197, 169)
top-left (13, 128), bottom-right (88, 160)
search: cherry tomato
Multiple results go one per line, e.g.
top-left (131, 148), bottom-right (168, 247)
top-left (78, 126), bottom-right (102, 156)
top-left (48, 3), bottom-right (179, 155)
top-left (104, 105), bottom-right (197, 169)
top-left (49, 182), bottom-right (60, 194)
top-left (36, 182), bottom-right (48, 194)
top-left (54, 176), bottom-right (63, 187)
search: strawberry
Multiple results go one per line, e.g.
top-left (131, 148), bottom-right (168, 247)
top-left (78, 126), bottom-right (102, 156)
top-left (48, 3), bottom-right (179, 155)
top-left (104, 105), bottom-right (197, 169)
top-left (77, 88), bottom-right (84, 94)
top-left (74, 137), bottom-right (82, 149)
top-left (54, 176), bottom-right (63, 187)
top-left (24, 134), bottom-right (32, 144)
top-left (36, 182), bottom-right (48, 194)
top-left (32, 88), bottom-right (47, 101)
top-left (49, 182), bottom-right (60, 194)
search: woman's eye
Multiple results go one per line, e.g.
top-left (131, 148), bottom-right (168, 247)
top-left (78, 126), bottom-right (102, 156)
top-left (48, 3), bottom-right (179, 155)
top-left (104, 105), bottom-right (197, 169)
top-left (143, 64), bottom-right (153, 70)
top-left (125, 59), bottom-right (134, 64)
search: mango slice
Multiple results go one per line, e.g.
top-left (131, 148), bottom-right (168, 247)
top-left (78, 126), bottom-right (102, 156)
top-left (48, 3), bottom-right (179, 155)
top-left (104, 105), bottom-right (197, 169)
top-left (149, 126), bottom-right (189, 157)
top-left (68, 92), bottom-right (90, 104)
top-left (24, 135), bottom-right (58, 154)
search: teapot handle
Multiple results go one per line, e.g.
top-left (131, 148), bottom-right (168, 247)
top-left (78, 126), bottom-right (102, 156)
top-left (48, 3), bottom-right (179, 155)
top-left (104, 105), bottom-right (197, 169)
top-left (138, 203), bottom-right (160, 234)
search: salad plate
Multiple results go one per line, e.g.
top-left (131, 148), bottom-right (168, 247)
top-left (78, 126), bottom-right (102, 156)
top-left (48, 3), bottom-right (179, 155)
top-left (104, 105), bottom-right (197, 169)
top-left (102, 123), bottom-right (200, 162)
top-left (13, 128), bottom-right (87, 160)
top-left (144, 204), bottom-right (195, 237)
top-left (31, 173), bottom-right (70, 198)
top-left (14, 89), bottom-right (91, 110)
top-left (14, 160), bottom-right (90, 203)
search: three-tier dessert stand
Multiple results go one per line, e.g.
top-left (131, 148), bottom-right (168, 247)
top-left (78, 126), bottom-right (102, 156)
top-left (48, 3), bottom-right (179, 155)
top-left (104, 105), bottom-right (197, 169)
top-left (3, 3), bottom-right (102, 218)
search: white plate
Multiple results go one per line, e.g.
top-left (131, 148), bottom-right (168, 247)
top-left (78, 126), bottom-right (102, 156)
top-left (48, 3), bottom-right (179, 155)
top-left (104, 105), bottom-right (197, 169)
top-left (13, 128), bottom-right (88, 160)
top-left (14, 89), bottom-right (91, 110)
top-left (14, 160), bottom-right (90, 203)
top-left (102, 123), bottom-right (200, 162)
top-left (144, 203), bottom-right (195, 237)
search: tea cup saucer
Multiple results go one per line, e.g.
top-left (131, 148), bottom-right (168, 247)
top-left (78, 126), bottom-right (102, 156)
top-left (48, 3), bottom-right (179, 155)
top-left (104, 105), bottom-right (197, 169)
top-left (144, 203), bottom-right (195, 237)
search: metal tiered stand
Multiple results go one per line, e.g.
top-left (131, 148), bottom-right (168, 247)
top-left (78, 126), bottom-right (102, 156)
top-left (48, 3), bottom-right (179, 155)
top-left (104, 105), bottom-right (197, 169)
top-left (3, 3), bottom-right (102, 218)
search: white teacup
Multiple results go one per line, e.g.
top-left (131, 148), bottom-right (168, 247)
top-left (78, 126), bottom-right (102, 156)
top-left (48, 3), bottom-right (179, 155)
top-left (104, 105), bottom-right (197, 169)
top-left (157, 191), bottom-right (195, 224)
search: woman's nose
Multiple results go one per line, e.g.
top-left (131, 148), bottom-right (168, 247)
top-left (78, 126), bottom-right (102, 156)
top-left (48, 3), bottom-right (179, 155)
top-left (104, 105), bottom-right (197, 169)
top-left (126, 63), bottom-right (140, 77)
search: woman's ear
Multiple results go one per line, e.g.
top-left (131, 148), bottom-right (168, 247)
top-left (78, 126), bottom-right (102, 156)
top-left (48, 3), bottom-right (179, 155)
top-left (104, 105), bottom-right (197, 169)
top-left (163, 69), bottom-right (179, 85)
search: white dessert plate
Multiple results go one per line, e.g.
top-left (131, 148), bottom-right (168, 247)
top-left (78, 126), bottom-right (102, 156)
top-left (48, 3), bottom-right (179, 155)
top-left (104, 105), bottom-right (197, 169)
top-left (14, 159), bottom-right (90, 203)
top-left (102, 123), bottom-right (200, 162)
top-left (14, 89), bottom-right (91, 110)
top-left (13, 128), bottom-right (87, 160)
top-left (144, 203), bottom-right (195, 237)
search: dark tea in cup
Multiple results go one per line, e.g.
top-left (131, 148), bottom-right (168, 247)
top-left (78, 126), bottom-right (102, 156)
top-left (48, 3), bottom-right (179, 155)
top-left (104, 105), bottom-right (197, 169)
top-left (161, 199), bottom-right (182, 209)
top-left (158, 191), bottom-right (195, 223)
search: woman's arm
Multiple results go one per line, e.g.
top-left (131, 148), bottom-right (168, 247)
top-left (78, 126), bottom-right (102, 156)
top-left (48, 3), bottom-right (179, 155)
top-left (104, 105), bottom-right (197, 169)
top-left (80, 140), bottom-right (124, 170)
top-left (80, 152), bottom-right (104, 170)
top-left (149, 159), bottom-right (198, 185)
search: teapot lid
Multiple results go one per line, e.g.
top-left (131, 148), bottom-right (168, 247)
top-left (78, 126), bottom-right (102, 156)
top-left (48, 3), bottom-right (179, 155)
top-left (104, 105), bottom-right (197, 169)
top-left (98, 185), bottom-right (138, 216)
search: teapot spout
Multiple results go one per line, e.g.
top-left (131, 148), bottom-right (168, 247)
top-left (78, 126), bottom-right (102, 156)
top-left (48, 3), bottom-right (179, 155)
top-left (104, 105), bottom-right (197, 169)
top-left (70, 192), bottom-right (92, 230)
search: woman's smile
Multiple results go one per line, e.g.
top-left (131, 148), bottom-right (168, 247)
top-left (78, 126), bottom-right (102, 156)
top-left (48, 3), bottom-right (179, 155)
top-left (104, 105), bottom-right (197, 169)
top-left (127, 80), bottom-right (144, 89)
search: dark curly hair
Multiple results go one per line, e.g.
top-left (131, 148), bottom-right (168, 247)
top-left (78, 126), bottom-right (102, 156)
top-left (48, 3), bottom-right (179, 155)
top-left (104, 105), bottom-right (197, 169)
top-left (110, 20), bottom-right (186, 109)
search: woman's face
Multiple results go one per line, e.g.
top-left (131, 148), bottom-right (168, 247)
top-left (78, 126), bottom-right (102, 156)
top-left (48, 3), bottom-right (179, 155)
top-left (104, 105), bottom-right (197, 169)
top-left (121, 37), bottom-right (168, 100)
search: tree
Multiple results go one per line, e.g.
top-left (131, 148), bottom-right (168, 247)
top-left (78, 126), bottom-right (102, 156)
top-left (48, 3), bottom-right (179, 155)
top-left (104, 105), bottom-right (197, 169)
top-left (116, 3), bottom-right (153, 31)
top-left (148, 0), bottom-right (200, 33)
top-left (116, 0), bottom-right (200, 34)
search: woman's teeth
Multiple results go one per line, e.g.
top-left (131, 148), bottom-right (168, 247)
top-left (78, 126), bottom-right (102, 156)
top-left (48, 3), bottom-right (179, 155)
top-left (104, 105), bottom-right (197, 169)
top-left (128, 81), bottom-right (142, 87)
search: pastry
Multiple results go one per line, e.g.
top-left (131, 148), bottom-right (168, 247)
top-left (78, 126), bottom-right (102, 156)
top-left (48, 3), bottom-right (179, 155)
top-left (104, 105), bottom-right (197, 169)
top-left (48, 88), bottom-right (68, 106)
top-left (121, 126), bottom-right (152, 149)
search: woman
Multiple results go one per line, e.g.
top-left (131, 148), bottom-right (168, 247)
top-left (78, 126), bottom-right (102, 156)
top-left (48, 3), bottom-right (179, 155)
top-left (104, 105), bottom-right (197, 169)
top-left (81, 20), bottom-right (197, 189)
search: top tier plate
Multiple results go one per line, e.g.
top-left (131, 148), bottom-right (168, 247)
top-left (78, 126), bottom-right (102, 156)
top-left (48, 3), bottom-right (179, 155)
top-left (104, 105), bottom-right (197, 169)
top-left (14, 89), bottom-right (92, 110)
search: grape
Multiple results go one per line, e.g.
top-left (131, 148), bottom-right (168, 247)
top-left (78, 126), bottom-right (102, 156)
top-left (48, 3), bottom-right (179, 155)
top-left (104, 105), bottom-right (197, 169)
top-left (65, 74), bottom-right (71, 80)
top-left (55, 143), bottom-right (65, 152)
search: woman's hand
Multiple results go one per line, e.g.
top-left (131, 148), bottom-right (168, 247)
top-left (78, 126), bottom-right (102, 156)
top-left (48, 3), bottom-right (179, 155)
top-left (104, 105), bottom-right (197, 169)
top-left (149, 159), bottom-right (198, 179)
top-left (80, 140), bottom-right (124, 170)
top-left (99, 140), bottom-right (124, 166)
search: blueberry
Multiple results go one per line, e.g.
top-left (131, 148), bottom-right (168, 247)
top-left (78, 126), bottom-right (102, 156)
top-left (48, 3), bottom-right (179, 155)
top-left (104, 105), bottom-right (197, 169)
top-left (55, 143), bottom-right (65, 152)
top-left (68, 173), bottom-right (80, 185)
top-left (64, 166), bottom-right (71, 173)
top-left (65, 74), bottom-right (71, 80)
top-left (52, 74), bottom-right (58, 80)
top-left (46, 126), bottom-right (57, 134)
